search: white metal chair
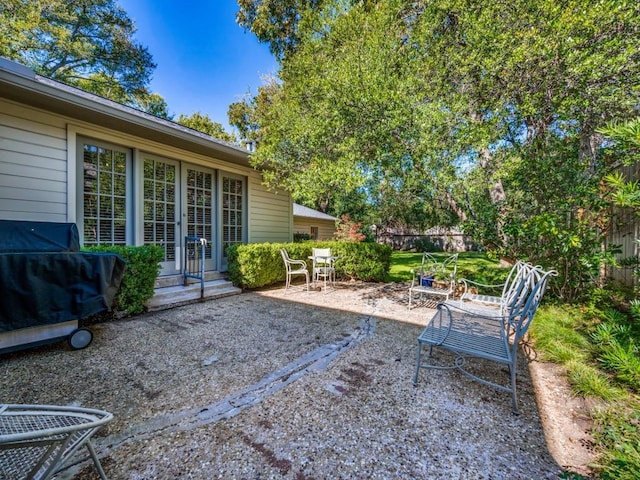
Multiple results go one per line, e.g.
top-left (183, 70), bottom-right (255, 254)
top-left (0, 404), bottom-right (113, 480)
top-left (408, 253), bottom-right (458, 309)
top-left (280, 248), bottom-right (310, 292)
top-left (311, 248), bottom-right (336, 292)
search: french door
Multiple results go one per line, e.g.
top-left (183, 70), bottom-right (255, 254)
top-left (142, 156), bottom-right (179, 274)
top-left (220, 174), bottom-right (245, 271)
top-left (183, 165), bottom-right (216, 272)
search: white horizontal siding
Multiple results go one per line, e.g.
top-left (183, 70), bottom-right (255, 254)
top-left (0, 97), bottom-right (293, 242)
top-left (0, 100), bottom-right (68, 222)
top-left (294, 219), bottom-right (336, 240)
top-left (248, 175), bottom-right (291, 243)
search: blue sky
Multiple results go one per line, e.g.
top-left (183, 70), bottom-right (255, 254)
top-left (117, 0), bottom-right (278, 132)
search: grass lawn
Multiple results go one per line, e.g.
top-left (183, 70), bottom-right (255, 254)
top-left (388, 250), bottom-right (506, 282)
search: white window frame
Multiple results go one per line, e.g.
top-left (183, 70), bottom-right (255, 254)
top-left (75, 136), bottom-right (133, 246)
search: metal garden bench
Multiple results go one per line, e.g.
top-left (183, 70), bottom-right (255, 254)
top-left (412, 264), bottom-right (557, 414)
top-left (408, 253), bottom-right (458, 309)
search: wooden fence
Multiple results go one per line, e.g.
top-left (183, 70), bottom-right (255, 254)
top-left (605, 163), bottom-right (640, 287)
top-left (377, 232), bottom-right (477, 252)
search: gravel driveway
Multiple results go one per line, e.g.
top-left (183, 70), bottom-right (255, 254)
top-left (0, 282), bottom-right (563, 479)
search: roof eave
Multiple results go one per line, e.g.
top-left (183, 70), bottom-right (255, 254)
top-left (0, 59), bottom-right (251, 167)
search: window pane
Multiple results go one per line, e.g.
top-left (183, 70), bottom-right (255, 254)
top-left (221, 176), bottom-right (244, 257)
top-left (82, 142), bottom-right (127, 246)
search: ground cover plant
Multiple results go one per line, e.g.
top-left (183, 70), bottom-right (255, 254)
top-left (530, 299), bottom-right (640, 480)
top-left (387, 251), bottom-right (505, 283)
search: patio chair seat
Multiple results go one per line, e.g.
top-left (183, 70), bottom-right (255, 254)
top-left (0, 404), bottom-right (113, 480)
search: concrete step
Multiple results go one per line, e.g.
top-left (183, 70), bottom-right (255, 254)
top-left (146, 279), bottom-right (241, 311)
top-left (154, 271), bottom-right (225, 289)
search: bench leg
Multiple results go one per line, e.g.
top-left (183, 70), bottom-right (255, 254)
top-left (413, 341), bottom-right (423, 386)
top-left (509, 364), bottom-right (519, 415)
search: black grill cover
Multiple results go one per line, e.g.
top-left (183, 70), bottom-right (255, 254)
top-left (0, 221), bottom-right (126, 332)
top-left (0, 220), bottom-right (81, 253)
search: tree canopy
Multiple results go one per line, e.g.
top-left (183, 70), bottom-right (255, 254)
top-left (0, 0), bottom-right (170, 117)
top-left (236, 0), bottom-right (328, 59)
top-left (176, 112), bottom-right (237, 144)
top-left (235, 0), bottom-right (640, 298)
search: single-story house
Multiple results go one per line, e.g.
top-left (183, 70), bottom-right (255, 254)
top-left (0, 57), bottom-right (293, 281)
top-left (293, 203), bottom-right (337, 240)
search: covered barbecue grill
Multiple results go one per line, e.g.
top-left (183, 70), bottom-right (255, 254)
top-left (0, 220), bottom-right (125, 353)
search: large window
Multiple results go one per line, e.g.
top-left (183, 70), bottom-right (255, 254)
top-left (82, 143), bottom-right (128, 245)
top-left (222, 175), bottom-right (244, 255)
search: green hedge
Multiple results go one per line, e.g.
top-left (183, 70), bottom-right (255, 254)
top-left (227, 241), bottom-right (392, 289)
top-left (84, 244), bottom-right (164, 316)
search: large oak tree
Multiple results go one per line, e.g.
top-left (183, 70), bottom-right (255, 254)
top-left (235, 0), bottom-right (640, 298)
top-left (0, 0), bottom-right (169, 117)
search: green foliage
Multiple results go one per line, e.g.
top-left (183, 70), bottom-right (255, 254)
top-left (592, 404), bottom-right (640, 480)
top-left (293, 232), bottom-right (312, 242)
top-left (176, 112), bottom-right (236, 143)
top-left (590, 310), bottom-right (640, 393)
top-left (238, 0), bottom-right (640, 300)
top-left (529, 298), bottom-right (640, 477)
top-left (84, 244), bottom-right (163, 316)
top-left (236, 0), bottom-right (327, 59)
top-left (598, 342), bottom-right (640, 392)
top-left (599, 118), bottom-right (640, 157)
top-left (226, 241), bottom-right (391, 289)
top-left (0, 0), bottom-right (167, 116)
top-left (331, 241), bottom-right (392, 282)
top-left (565, 361), bottom-right (619, 400)
top-left (529, 306), bottom-right (592, 365)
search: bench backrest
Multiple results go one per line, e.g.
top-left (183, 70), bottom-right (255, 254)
top-left (500, 261), bottom-right (528, 305)
top-left (506, 266), bottom-right (557, 342)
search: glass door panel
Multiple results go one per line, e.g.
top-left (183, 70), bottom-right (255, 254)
top-left (143, 157), bottom-right (179, 274)
top-left (184, 166), bottom-right (215, 271)
top-left (221, 174), bottom-right (245, 271)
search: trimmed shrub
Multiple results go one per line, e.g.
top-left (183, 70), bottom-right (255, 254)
top-left (84, 244), bottom-right (163, 316)
top-left (227, 241), bottom-right (392, 289)
top-left (293, 232), bottom-right (312, 242)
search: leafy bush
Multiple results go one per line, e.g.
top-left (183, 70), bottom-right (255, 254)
top-left (333, 215), bottom-right (367, 242)
top-left (226, 241), bottom-right (392, 289)
top-left (84, 244), bottom-right (163, 316)
top-left (293, 232), bottom-right (312, 242)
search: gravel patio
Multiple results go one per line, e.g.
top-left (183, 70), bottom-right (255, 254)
top-left (1, 282), bottom-right (569, 479)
